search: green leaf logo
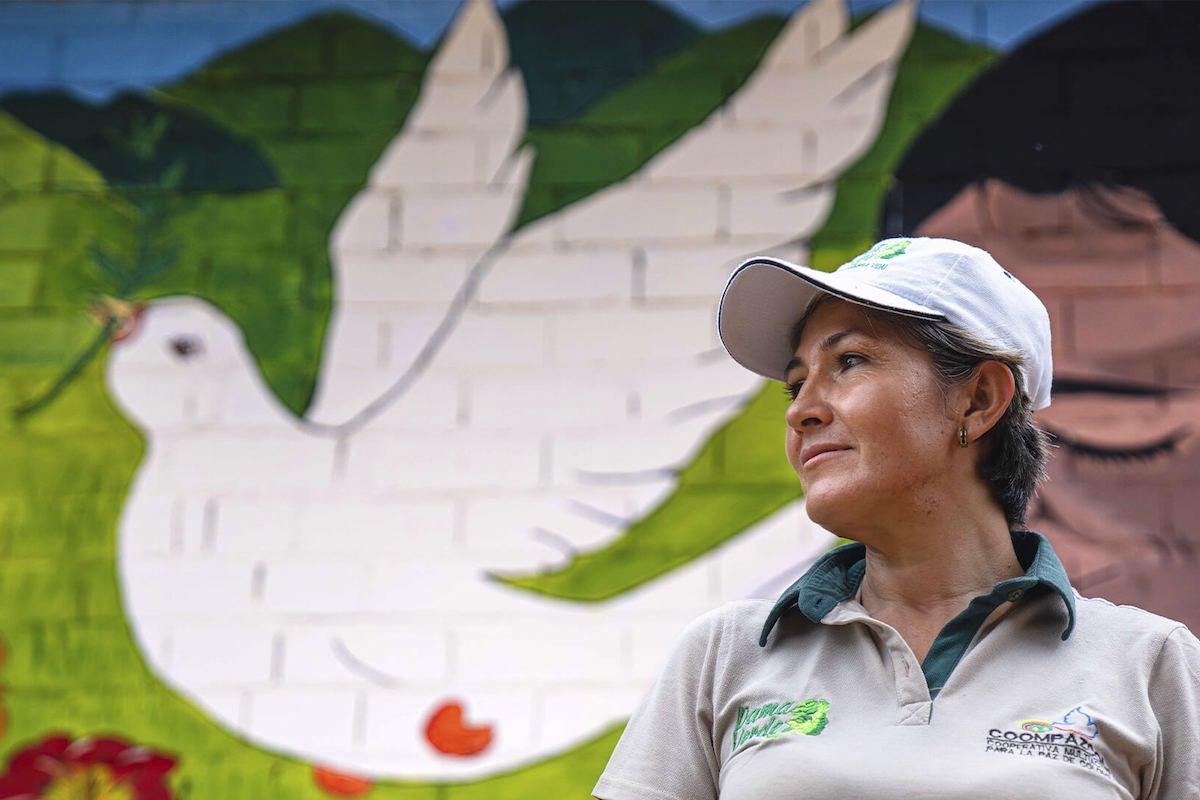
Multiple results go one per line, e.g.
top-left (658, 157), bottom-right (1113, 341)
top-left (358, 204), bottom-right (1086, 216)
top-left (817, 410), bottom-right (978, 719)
top-left (844, 238), bottom-right (912, 270)
top-left (786, 698), bottom-right (830, 736)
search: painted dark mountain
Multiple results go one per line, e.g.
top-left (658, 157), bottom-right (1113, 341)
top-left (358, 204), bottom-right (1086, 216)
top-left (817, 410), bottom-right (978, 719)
top-left (0, 90), bottom-right (278, 193)
top-left (502, 0), bottom-right (701, 125)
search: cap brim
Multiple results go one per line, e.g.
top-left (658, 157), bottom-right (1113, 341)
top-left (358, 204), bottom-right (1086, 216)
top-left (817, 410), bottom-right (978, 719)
top-left (717, 257), bottom-right (944, 382)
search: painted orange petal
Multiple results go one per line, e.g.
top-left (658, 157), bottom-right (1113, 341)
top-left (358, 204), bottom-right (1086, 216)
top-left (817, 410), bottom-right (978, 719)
top-left (313, 765), bottom-right (373, 797)
top-left (424, 701), bottom-right (493, 757)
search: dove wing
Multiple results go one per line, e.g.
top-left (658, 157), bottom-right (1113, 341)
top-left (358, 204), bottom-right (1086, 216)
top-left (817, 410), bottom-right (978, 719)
top-left (466, 0), bottom-right (914, 580)
top-left (307, 0), bottom-right (533, 427)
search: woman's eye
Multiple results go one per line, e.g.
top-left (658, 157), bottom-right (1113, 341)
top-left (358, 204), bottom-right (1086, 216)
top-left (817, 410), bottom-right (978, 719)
top-left (838, 353), bottom-right (865, 369)
top-left (783, 379), bottom-right (805, 400)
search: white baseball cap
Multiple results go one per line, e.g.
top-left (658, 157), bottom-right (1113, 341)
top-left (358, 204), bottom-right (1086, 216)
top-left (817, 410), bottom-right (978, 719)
top-left (717, 237), bottom-right (1053, 410)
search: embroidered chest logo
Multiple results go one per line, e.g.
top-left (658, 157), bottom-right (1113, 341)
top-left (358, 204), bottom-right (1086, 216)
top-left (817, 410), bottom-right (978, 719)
top-left (732, 699), bottom-right (830, 750)
top-left (985, 706), bottom-right (1112, 777)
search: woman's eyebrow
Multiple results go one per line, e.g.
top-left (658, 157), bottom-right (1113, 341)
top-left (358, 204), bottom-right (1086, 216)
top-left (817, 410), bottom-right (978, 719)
top-left (785, 329), bottom-right (863, 375)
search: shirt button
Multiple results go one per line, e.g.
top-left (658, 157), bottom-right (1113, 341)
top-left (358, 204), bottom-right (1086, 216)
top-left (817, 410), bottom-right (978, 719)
top-left (1007, 589), bottom-right (1024, 602)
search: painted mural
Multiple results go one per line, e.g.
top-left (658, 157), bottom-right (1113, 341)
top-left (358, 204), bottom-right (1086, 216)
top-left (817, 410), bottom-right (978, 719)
top-left (0, 0), bottom-right (1196, 798)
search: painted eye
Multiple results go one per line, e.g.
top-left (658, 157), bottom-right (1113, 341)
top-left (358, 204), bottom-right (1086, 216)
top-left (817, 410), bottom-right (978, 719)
top-left (1039, 378), bottom-right (1195, 463)
top-left (1044, 426), bottom-right (1186, 463)
top-left (168, 335), bottom-right (203, 360)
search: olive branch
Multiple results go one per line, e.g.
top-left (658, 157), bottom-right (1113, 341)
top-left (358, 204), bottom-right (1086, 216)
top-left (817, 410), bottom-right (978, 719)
top-left (14, 112), bottom-right (183, 419)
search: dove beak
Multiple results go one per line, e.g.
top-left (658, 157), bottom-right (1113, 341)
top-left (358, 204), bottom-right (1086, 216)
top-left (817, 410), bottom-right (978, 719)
top-left (111, 303), bottom-right (147, 344)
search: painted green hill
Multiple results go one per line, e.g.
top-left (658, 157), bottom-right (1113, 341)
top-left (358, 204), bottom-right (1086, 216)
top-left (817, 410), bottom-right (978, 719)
top-left (503, 0), bottom-right (701, 126)
top-left (515, 13), bottom-right (787, 227)
top-left (158, 12), bottom-right (429, 415)
top-left (0, 90), bottom-right (278, 194)
top-left (0, 8), bottom-right (432, 417)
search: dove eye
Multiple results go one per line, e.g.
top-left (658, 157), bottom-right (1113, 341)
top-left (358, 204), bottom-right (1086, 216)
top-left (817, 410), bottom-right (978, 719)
top-left (168, 336), bottom-right (204, 360)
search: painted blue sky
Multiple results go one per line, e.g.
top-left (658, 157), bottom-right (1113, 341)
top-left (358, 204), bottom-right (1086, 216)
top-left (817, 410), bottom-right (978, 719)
top-left (0, 0), bottom-right (1105, 101)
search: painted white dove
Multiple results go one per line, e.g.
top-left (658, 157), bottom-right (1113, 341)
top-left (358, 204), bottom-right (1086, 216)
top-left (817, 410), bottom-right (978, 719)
top-left (109, 0), bottom-right (913, 781)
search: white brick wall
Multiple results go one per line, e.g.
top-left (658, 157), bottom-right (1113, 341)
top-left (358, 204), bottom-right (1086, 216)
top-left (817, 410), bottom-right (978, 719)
top-left (335, 250), bottom-right (471, 303)
top-left (561, 184), bottom-right (722, 244)
top-left (399, 186), bottom-right (526, 249)
top-left (371, 134), bottom-right (480, 186)
top-left (466, 370), bottom-right (629, 429)
top-left (331, 192), bottom-right (393, 252)
top-left (455, 619), bottom-right (625, 684)
top-left (342, 430), bottom-right (544, 491)
top-left (646, 128), bottom-right (810, 181)
top-left (168, 622), bottom-right (277, 686)
top-left (295, 498), bottom-right (457, 555)
top-left (250, 689), bottom-right (360, 750)
top-left (548, 305), bottom-right (716, 365)
top-left (164, 432), bottom-right (337, 490)
top-left (474, 244), bottom-right (637, 305)
top-left (418, 310), bottom-right (548, 371)
top-left (213, 496), bottom-right (300, 554)
top-left (728, 181), bottom-right (834, 239)
top-left (261, 559), bottom-right (372, 614)
top-left (123, 558), bottom-right (258, 615)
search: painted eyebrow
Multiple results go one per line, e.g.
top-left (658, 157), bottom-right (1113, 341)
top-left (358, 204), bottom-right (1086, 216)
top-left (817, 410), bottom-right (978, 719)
top-left (1051, 376), bottom-right (1176, 398)
top-left (784, 329), bottom-right (865, 377)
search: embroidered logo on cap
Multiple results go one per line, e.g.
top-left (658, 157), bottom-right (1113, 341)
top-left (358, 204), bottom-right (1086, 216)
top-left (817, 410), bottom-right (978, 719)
top-left (732, 698), bottom-right (830, 750)
top-left (841, 238), bottom-right (912, 271)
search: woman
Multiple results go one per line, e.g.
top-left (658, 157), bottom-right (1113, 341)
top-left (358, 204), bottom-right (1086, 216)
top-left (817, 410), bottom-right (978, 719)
top-left (593, 238), bottom-right (1199, 799)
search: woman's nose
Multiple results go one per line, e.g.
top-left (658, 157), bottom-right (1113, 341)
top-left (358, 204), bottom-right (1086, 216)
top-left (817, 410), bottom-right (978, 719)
top-left (784, 381), bottom-right (831, 430)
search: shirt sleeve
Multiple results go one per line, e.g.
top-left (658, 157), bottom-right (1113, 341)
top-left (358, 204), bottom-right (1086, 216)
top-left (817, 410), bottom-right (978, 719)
top-left (1145, 625), bottom-right (1200, 799)
top-left (592, 607), bottom-right (728, 800)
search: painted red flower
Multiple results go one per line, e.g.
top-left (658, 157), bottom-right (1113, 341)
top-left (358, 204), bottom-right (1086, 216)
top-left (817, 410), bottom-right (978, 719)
top-left (0, 733), bottom-right (177, 800)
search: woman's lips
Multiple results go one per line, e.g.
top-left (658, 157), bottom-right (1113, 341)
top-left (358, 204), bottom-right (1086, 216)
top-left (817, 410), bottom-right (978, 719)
top-left (801, 445), bottom-right (848, 469)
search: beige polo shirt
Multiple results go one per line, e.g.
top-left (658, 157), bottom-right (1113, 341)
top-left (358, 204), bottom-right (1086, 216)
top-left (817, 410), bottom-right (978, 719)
top-left (594, 532), bottom-right (1199, 799)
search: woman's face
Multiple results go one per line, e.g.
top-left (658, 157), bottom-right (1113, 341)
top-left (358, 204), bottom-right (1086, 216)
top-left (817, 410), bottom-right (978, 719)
top-left (784, 299), bottom-right (962, 537)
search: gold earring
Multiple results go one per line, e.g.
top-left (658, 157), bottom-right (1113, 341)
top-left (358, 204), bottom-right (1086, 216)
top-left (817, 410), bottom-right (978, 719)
top-left (959, 427), bottom-right (968, 448)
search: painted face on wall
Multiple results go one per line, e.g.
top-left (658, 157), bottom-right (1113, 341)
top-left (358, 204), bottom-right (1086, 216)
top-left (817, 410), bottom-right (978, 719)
top-left (916, 180), bottom-right (1200, 624)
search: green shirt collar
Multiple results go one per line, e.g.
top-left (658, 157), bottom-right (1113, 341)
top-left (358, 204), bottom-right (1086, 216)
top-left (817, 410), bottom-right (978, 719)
top-left (758, 530), bottom-right (1077, 647)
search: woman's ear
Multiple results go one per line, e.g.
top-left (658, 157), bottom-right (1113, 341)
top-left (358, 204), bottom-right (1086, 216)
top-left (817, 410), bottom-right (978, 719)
top-left (961, 361), bottom-right (1016, 443)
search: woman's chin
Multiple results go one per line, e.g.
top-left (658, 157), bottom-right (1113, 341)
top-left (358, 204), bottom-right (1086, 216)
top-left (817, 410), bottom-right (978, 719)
top-left (801, 489), bottom-right (848, 533)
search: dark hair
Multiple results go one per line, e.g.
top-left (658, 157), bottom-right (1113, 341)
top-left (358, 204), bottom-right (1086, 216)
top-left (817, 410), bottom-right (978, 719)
top-left (884, 0), bottom-right (1200, 243)
top-left (886, 315), bottom-right (1048, 528)
top-left (793, 299), bottom-right (1048, 527)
